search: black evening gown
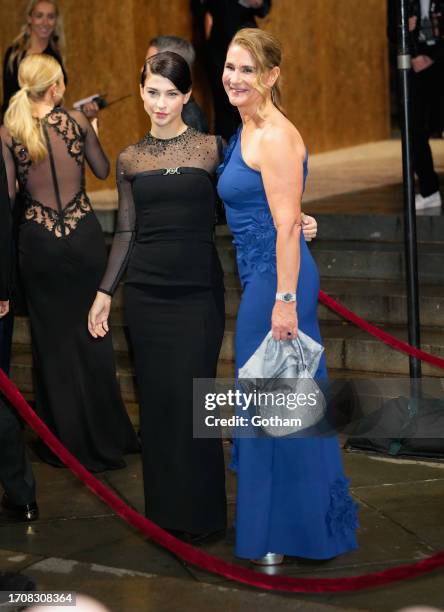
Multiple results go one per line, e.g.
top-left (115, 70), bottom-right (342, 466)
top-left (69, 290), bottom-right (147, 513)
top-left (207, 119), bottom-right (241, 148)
top-left (99, 128), bottom-right (227, 534)
top-left (0, 108), bottom-right (138, 472)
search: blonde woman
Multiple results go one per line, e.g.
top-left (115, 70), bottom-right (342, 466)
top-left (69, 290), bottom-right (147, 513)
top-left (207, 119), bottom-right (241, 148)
top-left (0, 54), bottom-right (138, 472)
top-left (217, 29), bottom-right (359, 564)
top-left (2, 0), bottom-right (65, 115)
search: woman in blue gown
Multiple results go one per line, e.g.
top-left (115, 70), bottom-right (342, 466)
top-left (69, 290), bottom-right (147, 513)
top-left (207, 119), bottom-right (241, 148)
top-left (217, 28), bottom-right (359, 564)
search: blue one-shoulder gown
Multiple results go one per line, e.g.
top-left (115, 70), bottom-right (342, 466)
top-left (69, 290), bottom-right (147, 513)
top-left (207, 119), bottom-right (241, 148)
top-left (217, 128), bottom-right (359, 560)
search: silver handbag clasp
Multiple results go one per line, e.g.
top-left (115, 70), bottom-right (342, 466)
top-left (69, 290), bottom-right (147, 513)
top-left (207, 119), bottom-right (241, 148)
top-left (163, 167), bottom-right (181, 176)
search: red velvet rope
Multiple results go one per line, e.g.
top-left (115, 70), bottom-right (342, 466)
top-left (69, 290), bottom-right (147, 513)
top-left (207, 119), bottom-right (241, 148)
top-left (1, 367), bottom-right (444, 593)
top-left (318, 290), bottom-right (444, 370)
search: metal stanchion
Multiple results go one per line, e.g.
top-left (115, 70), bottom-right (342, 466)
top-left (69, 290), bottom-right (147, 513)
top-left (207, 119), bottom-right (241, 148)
top-left (397, 0), bottom-right (422, 380)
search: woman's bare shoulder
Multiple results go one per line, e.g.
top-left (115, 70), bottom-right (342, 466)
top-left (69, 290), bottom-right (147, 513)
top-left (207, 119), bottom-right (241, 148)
top-left (261, 116), bottom-right (305, 159)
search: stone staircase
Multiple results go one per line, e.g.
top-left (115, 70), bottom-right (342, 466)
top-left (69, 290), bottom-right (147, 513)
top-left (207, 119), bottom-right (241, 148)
top-left (9, 209), bottom-right (444, 425)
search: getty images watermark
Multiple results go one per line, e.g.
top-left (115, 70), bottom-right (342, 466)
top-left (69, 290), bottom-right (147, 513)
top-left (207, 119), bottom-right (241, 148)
top-left (205, 388), bottom-right (318, 427)
top-left (193, 379), bottom-right (326, 438)
top-left (193, 377), bottom-right (444, 439)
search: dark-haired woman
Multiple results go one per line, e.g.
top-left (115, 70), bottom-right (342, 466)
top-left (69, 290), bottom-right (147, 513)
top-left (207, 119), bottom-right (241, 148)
top-left (88, 51), bottom-right (318, 540)
top-left (88, 52), bottom-right (227, 540)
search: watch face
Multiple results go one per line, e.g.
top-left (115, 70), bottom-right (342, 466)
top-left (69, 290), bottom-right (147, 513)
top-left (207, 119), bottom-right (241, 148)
top-left (283, 293), bottom-right (293, 302)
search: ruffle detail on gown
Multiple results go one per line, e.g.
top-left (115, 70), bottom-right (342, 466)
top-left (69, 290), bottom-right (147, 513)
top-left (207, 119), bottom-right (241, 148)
top-left (326, 477), bottom-right (360, 537)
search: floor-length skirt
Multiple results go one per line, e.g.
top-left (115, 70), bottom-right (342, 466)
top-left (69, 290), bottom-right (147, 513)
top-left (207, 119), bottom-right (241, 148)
top-left (125, 282), bottom-right (227, 534)
top-left (233, 236), bottom-right (359, 559)
top-left (19, 214), bottom-right (139, 472)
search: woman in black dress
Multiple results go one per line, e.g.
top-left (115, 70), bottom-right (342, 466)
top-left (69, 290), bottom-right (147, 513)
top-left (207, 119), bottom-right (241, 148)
top-left (2, 0), bottom-right (66, 116)
top-left (1, 54), bottom-right (138, 472)
top-left (88, 52), bottom-right (227, 540)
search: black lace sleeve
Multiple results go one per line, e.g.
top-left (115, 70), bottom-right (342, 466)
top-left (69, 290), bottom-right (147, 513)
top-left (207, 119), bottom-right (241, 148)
top-left (0, 136), bottom-right (12, 300)
top-left (70, 110), bottom-right (110, 179)
top-left (98, 149), bottom-right (136, 295)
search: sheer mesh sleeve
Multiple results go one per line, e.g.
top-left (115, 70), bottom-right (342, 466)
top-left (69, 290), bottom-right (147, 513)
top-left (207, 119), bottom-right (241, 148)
top-left (0, 135), bottom-right (12, 300)
top-left (70, 110), bottom-right (110, 179)
top-left (98, 148), bottom-right (136, 295)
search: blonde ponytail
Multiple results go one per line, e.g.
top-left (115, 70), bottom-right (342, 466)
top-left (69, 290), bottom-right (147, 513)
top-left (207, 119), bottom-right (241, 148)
top-left (4, 54), bottom-right (63, 163)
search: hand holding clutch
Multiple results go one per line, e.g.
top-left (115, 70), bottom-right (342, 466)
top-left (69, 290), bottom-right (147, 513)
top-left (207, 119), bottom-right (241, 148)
top-left (239, 330), bottom-right (327, 436)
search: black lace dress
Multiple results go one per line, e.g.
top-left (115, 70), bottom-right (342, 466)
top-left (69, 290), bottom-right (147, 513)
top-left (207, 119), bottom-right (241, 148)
top-left (0, 107), bottom-right (138, 472)
top-left (99, 128), bottom-right (227, 534)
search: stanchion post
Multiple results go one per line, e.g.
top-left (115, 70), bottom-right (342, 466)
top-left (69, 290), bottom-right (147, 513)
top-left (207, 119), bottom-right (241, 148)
top-left (397, 0), bottom-right (422, 379)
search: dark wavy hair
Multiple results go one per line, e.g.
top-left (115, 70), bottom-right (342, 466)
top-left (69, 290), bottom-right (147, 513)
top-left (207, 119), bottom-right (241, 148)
top-left (140, 51), bottom-right (192, 94)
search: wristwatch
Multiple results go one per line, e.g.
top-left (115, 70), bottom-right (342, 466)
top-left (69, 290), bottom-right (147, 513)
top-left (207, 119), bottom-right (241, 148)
top-left (276, 292), bottom-right (297, 303)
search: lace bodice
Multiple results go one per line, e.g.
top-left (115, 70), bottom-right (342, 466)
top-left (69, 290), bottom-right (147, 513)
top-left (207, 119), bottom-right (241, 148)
top-left (0, 107), bottom-right (109, 237)
top-left (99, 128), bottom-right (223, 294)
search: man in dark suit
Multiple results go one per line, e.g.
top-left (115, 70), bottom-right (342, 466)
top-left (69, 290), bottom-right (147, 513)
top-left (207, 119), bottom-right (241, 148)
top-left (194, 0), bottom-right (272, 140)
top-left (0, 138), bottom-right (38, 522)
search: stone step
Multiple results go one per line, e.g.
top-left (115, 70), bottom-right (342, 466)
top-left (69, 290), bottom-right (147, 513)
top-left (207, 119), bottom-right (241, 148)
top-left (102, 213), bottom-right (444, 245)
top-left (313, 213), bottom-right (444, 244)
top-left (12, 314), bottom-right (444, 382)
top-left (9, 342), bottom-right (236, 407)
top-left (11, 315), bottom-right (236, 363)
top-left (317, 321), bottom-right (444, 377)
top-left (215, 214), bottom-right (444, 245)
top-left (196, 275), bottom-right (444, 326)
top-left (218, 319), bottom-right (444, 376)
top-left (215, 236), bottom-right (444, 283)
top-left (107, 274), bottom-right (444, 328)
top-left (310, 240), bottom-right (444, 283)
top-left (318, 278), bottom-right (444, 327)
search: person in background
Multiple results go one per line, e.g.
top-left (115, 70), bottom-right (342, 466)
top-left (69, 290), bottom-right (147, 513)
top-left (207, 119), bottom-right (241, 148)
top-left (2, 0), bottom-right (99, 119)
top-left (2, 0), bottom-right (66, 116)
top-left (194, 0), bottom-right (271, 140)
top-left (146, 35), bottom-right (209, 133)
top-left (388, 0), bottom-right (444, 210)
top-left (0, 137), bottom-right (38, 523)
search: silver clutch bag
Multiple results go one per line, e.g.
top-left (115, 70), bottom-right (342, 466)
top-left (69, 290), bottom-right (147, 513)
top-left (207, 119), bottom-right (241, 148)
top-left (238, 331), bottom-right (327, 437)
